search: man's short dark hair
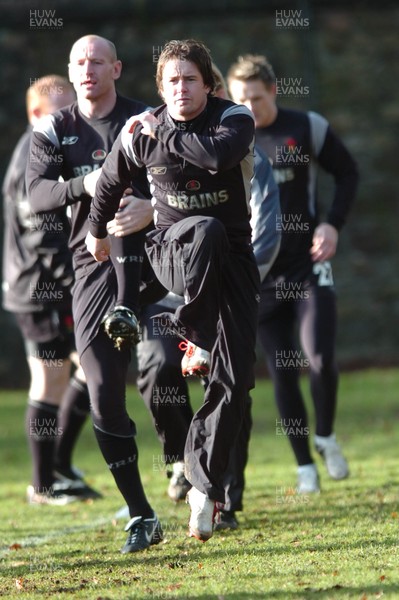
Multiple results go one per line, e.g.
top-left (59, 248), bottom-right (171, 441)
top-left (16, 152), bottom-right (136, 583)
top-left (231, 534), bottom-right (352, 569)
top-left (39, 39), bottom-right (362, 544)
top-left (156, 39), bottom-right (216, 95)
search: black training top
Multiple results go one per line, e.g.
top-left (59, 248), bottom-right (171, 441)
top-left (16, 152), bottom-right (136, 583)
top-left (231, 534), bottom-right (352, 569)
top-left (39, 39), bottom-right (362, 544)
top-left (255, 107), bottom-right (359, 282)
top-left (2, 127), bottom-right (72, 313)
top-left (89, 96), bottom-right (255, 248)
top-left (26, 95), bottom-right (150, 273)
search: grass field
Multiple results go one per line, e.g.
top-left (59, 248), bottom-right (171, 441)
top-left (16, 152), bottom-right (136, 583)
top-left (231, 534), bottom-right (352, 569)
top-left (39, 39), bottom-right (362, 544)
top-left (1, 369), bottom-right (399, 599)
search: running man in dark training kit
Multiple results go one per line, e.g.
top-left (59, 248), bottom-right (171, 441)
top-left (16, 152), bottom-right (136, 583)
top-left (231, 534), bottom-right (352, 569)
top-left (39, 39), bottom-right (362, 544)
top-left (132, 63), bottom-right (281, 531)
top-left (2, 75), bottom-right (100, 505)
top-left (228, 54), bottom-right (359, 493)
top-left (26, 35), bottom-right (162, 553)
top-left (86, 39), bottom-right (260, 542)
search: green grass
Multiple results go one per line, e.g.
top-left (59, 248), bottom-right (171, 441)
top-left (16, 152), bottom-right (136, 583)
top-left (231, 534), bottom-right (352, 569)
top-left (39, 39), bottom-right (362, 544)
top-left (1, 369), bottom-right (399, 599)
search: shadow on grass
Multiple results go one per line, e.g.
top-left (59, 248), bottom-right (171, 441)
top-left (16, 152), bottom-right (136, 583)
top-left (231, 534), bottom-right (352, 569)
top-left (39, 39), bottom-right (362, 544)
top-left (8, 582), bottom-right (399, 599)
top-left (4, 526), bottom-right (399, 599)
top-left (17, 529), bottom-right (399, 569)
top-left (168, 584), bottom-right (399, 599)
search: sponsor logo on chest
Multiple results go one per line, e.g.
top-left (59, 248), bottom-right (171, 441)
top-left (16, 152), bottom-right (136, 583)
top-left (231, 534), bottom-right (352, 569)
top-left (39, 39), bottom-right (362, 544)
top-left (167, 190), bottom-right (229, 210)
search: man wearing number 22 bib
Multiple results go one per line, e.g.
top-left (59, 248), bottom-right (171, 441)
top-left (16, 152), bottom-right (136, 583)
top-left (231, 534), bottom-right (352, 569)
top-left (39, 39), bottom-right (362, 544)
top-left (227, 54), bottom-right (359, 494)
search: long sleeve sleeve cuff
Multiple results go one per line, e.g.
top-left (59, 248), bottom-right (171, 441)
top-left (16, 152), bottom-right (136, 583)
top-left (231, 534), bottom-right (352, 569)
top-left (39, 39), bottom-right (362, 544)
top-left (88, 220), bottom-right (108, 239)
top-left (326, 213), bottom-right (345, 231)
top-left (69, 175), bottom-right (89, 203)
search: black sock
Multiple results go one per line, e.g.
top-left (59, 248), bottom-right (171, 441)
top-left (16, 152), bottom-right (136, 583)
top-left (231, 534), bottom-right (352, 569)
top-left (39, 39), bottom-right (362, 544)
top-left (26, 400), bottom-right (59, 493)
top-left (110, 232), bottom-right (145, 314)
top-left (54, 376), bottom-right (91, 472)
top-left (93, 425), bottom-right (153, 518)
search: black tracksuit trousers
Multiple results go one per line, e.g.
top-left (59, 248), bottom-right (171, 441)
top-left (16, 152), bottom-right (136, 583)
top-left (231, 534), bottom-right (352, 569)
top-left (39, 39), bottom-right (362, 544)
top-left (145, 216), bottom-right (259, 503)
top-left (136, 300), bottom-right (252, 511)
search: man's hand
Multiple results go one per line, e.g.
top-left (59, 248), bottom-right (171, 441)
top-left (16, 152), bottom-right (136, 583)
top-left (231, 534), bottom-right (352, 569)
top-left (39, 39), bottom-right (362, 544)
top-left (310, 223), bottom-right (338, 262)
top-left (127, 111), bottom-right (160, 138)
top-left (83, 168), bottom-right (102, 197)
top-left (107, 195), bottom-right (154, 237)
top-left (85, 231), bottom-right (111, 262)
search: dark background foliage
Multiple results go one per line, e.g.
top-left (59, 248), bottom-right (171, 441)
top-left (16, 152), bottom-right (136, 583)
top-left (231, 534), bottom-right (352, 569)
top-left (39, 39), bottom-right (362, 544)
top-left (0, 0), bottom-right (398, 386)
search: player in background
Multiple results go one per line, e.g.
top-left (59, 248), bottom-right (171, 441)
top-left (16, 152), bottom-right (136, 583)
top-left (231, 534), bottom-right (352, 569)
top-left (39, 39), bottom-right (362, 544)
top-left (2, 75), bottom-right (100, 505)
top-left (26, 36), bottom-right (162, 554)
top-left (227, 54), bottom-right (359, 493)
